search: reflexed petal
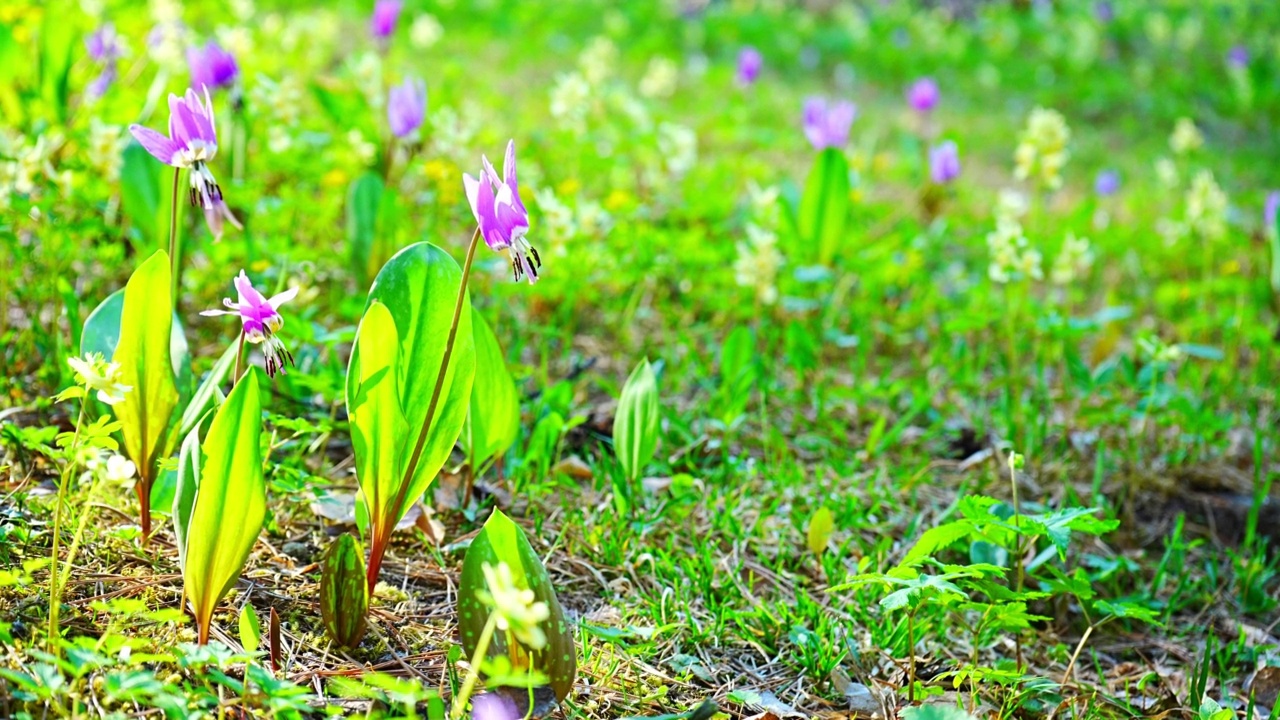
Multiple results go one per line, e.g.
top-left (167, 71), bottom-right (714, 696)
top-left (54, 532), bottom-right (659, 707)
top-left (463, 173), bottom-right (481, 223)
top-left (234, 270), bottom-right (269, 308)
top-left (128, 125), bottom-right (179, 165)
top-left (267, 286), bottom-right (299, 310)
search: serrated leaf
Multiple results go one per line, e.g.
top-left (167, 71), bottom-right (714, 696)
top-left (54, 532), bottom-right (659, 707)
top-left (183, 370), bottom-right (266, 644)
top-left (904, 520), bottom-right (974, 566)
top-left (797, 148), bottom-right (850, 266)
top-left (462, 307), bottom-right (520, 472)
top-left (458, 510), bottom-right (576, 705)
top-left (614, 358), bottom-right (660, 483)
top-left (319, 534), bottom-right (369, 649)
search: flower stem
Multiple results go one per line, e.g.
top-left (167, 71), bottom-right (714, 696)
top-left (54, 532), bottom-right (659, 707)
top-left (232, 330), bottom-right (246, 388)
top-left (169, 167), bottom-right (182, 307)
top-left (1008, 452), bottom-right (1025, 671)
top-left (367, 226), bottom-right (482, 592)
top-left (451, 613), bottom-right (498, 719)
top-left (48, 397), bottom-right (87, 654)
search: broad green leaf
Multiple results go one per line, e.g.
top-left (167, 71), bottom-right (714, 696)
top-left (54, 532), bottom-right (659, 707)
top-left (458, 510), bottom-right (576, 705)
top-left (806, 507), bottom-right (834, 556)
top-left (238, 604), bottom-right (262, 654)
top-left (461, 307), bottom-right (521, 472)
top-left (172, 411), bottom-right (213, 571)
top-left (348, 242), bottom-right (476, 533)
top-left (178, 340), bottom-right (239, 439)
top-left (183, 370), bottom-right (266, 644)
top-left (614, 358), bottom-right (659, 483)
top-left (319, 534), bottom-right (369, 649)
top-left (120, 144), bottom-right (163, 248)
top-left (110, 252), bottom-right (181, 530)
top-left (82, 288), bottom-right (191, 397)
top-left (347, 301), bottom-right (409, 545)
top-left (797, 148), bottom-right (850, 266)
top-left (347, 172), bottom-right (384, 286)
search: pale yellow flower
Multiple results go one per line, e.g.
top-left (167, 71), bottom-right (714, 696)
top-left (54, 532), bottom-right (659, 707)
top-left (478, 562), bottom-right (550, 650)
top-left (66, 353), bottom-right (132, 405)
top-left (1169, 118), bottom-right (1203, 155)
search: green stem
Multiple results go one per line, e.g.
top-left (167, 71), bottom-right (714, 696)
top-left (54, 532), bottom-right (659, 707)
top-left (169, 167), bottom-right (182, 307)
top-left (367, 226), bottom-right (482, 592)
top-left (1005, 287), bottom-right (1022, 448)
top-left (451, 613), bottom-right (498, 719)
top-left (232, 330), bottom-right (246, 388)
top-left (1009, 452), bottom-right (1024, 671)
top-left (48, 397), bottom-right (87, 653)
top-left (906, 609), bottom-right (916, 704)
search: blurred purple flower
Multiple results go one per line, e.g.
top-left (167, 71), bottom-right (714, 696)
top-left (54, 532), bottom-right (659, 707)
top-left (470, 693), bottom-right (519, 720)
top-left (387, 78), bottom-right (427, 138)
top-left (201, 270), bottom-right (297, 376)
top-left (736, 47), bottom-right (762, 86)
top-left (1227, 45), bottom-right (1249, 69)
top-left (128, 88), bottom-right (224, 210)
top-left (87, 66), bottom-right (118, 100)
top-left (188, 41), bottom-right (239, 92)
top-left (802, 97), bottom-right (856, 151)
top-left (464, 140), bottom-right (541, 283)
top-left (1094, 1), bottom-right (1114, 23)
top-left (203, 198), bottom-right (244, 240)
top-left (371, 0), bottom-right (403, 41)
top-left (86, 23), bottom-right (122, 62)
top-left (1095, 170), bottom-right (1120, 196)
top-left (907, 77), bottom-right (939, 113)
top-left (1265, 191), bottom-right (1279, 234)
top-left (929, 141), bottom-right (960, 184)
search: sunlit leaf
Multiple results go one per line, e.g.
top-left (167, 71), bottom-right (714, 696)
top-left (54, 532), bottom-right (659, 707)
top-left (239, 604), bottom-right (262, 654)
top-left (797, 148), bottom-right (850, 267)
top-left (462, 307), bottom-right (521, 473)
top-left (458, 510), bottom-right (576, 705)
top-left (806, 507), bottom-right (834, 556)
top-left (613, 358), bottom-right (660, 483)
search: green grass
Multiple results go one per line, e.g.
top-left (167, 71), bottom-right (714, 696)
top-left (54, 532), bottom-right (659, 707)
top-left (2, 0), bottom-right (1280, 718)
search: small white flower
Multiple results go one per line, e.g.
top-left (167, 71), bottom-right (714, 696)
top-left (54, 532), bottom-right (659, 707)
top-left (66, 353), bottom-right (132, 405)
top-left (410, 14), bottom-right (444, 49)
top-left (104, 455), bottom-right (137, 484)
top-left (639, 57), bottom-right (679, 99)
top-left (1169, 117), bottom-right (1203, 155)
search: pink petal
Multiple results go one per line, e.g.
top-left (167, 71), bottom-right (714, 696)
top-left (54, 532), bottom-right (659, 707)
top-left (128, 125), bottom-right (179, 166)
top-left (233, 270), bottom-right (269, 308)
top-left (267, 286), bottom-right (299, 310)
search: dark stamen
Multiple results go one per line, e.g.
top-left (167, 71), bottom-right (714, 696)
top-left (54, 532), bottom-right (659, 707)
top-left (531, 245), bottom-right (542, 268)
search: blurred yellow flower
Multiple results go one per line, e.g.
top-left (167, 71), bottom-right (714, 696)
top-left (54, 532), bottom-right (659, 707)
top-left (557, 178), bottom-right (581, 196)
top-left (604, 189), bottom-right (631, 212)
top-left (321, 168), bottom-right (348, 188)
top-left (1169, 118), bottom-right (1203, 155)
top-left (1013, 107), bottom-right (1070, 190)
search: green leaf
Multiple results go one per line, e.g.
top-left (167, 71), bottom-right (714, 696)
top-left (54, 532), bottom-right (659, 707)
top-left (110, 252), bottom-right (181, 525)
top-left (806, 507), bottom-right (834, 556)
top-left (461, 307), bottom-right (521, 472)
top-left (82, 288), bottom-right (190, 395)
top-left (613, 358), bottom-right (660, 483)
top-left (348, 242), bottom-right (476, 535)
top-left (120, 144), bottom-right (163, 248)
top-left (458, 510), bottom-right (576, 705)
top-left (319, 534), bottom-right (370, 649)
top-left (38, 4), bottom-right (76, 123)
top-left (903, 521), bottom-right (975, 566)
top-left (238, 604), bottom-right (262, 654)
top-left (183, 370), bottom-right (266, 644)
top-left (177, 340), bottom-right (239, 439)
top-left (901, 704), bottom-right (981, 720)
top-left (797, 148), bottom-right (850, 267)
top-left (347, 301), bottom-right (410, 546)
top-left (172, 410), bottom-right (212, 571)
top-left (347, 173), bottom-right (384, 287)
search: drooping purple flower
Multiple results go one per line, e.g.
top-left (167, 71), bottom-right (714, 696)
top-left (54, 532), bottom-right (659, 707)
top-left (736, 47), bottom-right (762, 87)
top-left (387, 78), bottom-right (427, 139)
top-left (1265, 191), bottom-right (1279, 235)
top-left (802, 97), bottom-right (856, 151)
top-left (370, 0), bottom-right (403, 41)
top-left (1094, 1), bottom-right (1114, 23)
top-left (201, 270), bottom-right (298, 377)
top-left (1095, 170), bottom-right (1121, 196)
top-left (1227, 45), bottom-right (1249, 69)
top-left (929, 141), bottom-right (961, 184)
top-left (463, 140), bottom-right (540, 284)
top-left (907, 77), bottom-right (939, 113)
top-left (128, 88), bottom-right (225, 211)
top-left (86, 23), bottom-right (122, 62)
top-left (470, 693), bottom-right (519, 720)
top-left (188, 41), bottom-right (239, 93)
top-left (85, 24), bottom-right (122, 98)
top-left (204, 198), bottom-right (243, 240)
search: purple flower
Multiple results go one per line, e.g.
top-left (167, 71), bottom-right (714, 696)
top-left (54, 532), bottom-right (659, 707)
top-left (929, 141), bottom-right (960, 184)
top-left (1095, 170), bottom-right (1120, 196)
top-left (87, 66), bottom-right (118, 100)
top-left (471, 693), bottom-right (519, 720)
top-left (370, 0), bottom-right (402, 41)
top-left (1266, 191), bottom-right (1279, 234)
top-left (907, 77), bottom-right (939, 113)
top-left (736, 47), bottom-right (762, 87)
top-left (463, 140), bottom-right (540, 284)
top-left (1227, 45), bottom-right (1249, 69)
top-left (1094, 1), bottom-right (1114, 23)
top-left (387, 78), bottom-right (427, 139)
top-left (188, 41), bottom-right (239, 93)
top-left (201, 271), bottom-right (298, 377)
top-left (802, 97), bottom-right (856, 151)
top-left (86, 23), bottom-right (122, 63)
top-left (129, 88), bottom-right (225, 211)
top-left (204, 198), bottom-right (243, 240)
